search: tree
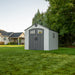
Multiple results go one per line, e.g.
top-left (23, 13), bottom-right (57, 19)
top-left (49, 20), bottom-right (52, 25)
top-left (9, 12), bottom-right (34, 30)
top-left (32, 10), bottom-right (47, 27)
top-left (32, 0), bottom-right (75, 46)
top-left (46, 0), bottom-right (75, 45)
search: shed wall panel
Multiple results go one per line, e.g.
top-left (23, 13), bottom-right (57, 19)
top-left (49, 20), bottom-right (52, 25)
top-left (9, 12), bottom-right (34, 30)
top-left (49, 30), bottom-right (58, 50)
top-left (25, 30), bottom-right (29, 49)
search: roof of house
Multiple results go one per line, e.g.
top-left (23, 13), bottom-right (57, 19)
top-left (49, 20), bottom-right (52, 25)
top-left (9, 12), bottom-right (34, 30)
top-left (10, 32), bottom-right (23, 38)
top-left (7, 32), bottom-right (13, 36)
top-left (0, 30), bottom-right (8, 36)
top-left (0, 30), bottom-right (23, 38)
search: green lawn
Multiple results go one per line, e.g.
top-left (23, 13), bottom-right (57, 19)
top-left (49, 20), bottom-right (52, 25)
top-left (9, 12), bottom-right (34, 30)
top-left (0, 46), bottom-right (75, 75)
top-left (0, 45), bottom-right (24, 47)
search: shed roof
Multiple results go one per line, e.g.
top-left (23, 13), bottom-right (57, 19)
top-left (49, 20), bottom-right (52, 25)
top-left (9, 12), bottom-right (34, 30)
top-left (25, 24), bottom-right (58, 33)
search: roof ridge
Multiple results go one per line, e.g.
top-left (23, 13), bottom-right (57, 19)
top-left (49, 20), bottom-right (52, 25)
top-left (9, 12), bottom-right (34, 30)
top-left (9, 32), bottom-right (23, 38)
top-left (0, 29), bottom-right (7, 32)
top-left (8, 32), bottom-right (14, 37)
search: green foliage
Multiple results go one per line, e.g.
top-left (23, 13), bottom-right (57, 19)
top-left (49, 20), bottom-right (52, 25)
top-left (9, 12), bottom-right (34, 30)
top-left (7, 42), bottom-right (18, 45)
top-left (0, 47), bottom-right (75, 75)
top-left (47, 0), bottom-right (75, 45)
top-left (32, 0), bottom-right (75, 46)
top-left (46, 0), bottom-right (75, 34)
top-left (32, 10), bottom-right (47, 27)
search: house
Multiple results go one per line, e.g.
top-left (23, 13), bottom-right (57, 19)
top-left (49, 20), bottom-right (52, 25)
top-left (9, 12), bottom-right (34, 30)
top-left (0, 29), bottom-right (24, 45)
top-left (25, 24), bottom-right (58, 51)
top-left (0, 30), bottom-right (10, 44)
top-left (9, 32), bottom-right (24, 45)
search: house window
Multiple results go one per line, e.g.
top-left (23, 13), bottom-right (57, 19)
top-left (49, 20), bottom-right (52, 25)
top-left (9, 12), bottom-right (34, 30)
top-left (30, 30), bottom-right (35, 34)
top-left (38, 30), bottom-right (43, 34)
top-left (53, 33), bottom-right (55, 38)
top-left (4, 37), bottom-right (6, 40)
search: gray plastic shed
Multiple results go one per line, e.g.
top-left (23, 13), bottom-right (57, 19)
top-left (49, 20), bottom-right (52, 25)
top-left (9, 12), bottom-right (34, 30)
top-left (25, 24), bottom-right (58, 51)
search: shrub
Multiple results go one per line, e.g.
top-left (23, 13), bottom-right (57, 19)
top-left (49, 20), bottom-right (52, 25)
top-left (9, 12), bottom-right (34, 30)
top-left (59, 44), bottom-right (67, 47)
top-left (72, 42), bottom-right (75, 46)
top-left (0, 42), bottom-right (4, 45)
top-left (7, 42), bottom-right (17, 45)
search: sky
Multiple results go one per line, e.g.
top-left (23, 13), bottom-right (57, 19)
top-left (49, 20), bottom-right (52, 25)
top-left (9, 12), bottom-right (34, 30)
top-left (0, 0), bottom-right (49, 32)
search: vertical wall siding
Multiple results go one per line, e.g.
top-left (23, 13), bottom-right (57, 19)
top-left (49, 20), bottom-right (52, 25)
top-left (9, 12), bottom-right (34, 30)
top-left (44, 28), bottom-right (49, 50)
top-left (49, 30), bottom-right (58, 50)
top-left (25, 30), bottom-right (29, 50)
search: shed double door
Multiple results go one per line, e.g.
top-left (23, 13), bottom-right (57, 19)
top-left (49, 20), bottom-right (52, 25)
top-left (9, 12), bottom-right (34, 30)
top-left (29, 28), bottom-right (44, 50)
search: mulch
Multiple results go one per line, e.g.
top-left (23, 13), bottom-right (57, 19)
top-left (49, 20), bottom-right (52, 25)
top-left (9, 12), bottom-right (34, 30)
top-left (67, 46), bottom-right (75, 48)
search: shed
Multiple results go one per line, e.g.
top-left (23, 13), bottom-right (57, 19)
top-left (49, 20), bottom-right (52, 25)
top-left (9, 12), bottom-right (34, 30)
top-left (25, 24), bottom-right (58, 50)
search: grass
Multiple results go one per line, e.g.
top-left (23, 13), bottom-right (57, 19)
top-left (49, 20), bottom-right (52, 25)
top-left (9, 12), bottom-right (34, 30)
top-left (47, 47), bottom-right (75, 55)
top-left (0, 46), bottom-right (75, 75)
top-left (0, 45), bottom-right (24, 47)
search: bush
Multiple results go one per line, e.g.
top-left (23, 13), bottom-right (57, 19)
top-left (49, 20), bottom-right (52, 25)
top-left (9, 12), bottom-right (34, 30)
top-left (0, 42), bottom-right (4, 45)
top-left (59, 44), bottom-right (67, 47)
top-left (72, 44), bottom-right (75, 46)
top-left (7, 42), bottom-right (17, 45)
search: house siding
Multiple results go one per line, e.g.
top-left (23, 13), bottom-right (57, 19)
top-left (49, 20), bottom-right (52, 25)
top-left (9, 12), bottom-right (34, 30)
top-left (0, 36), bottom-right (9, 44)
top-left (4, 37), bottom-right (9, 44)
